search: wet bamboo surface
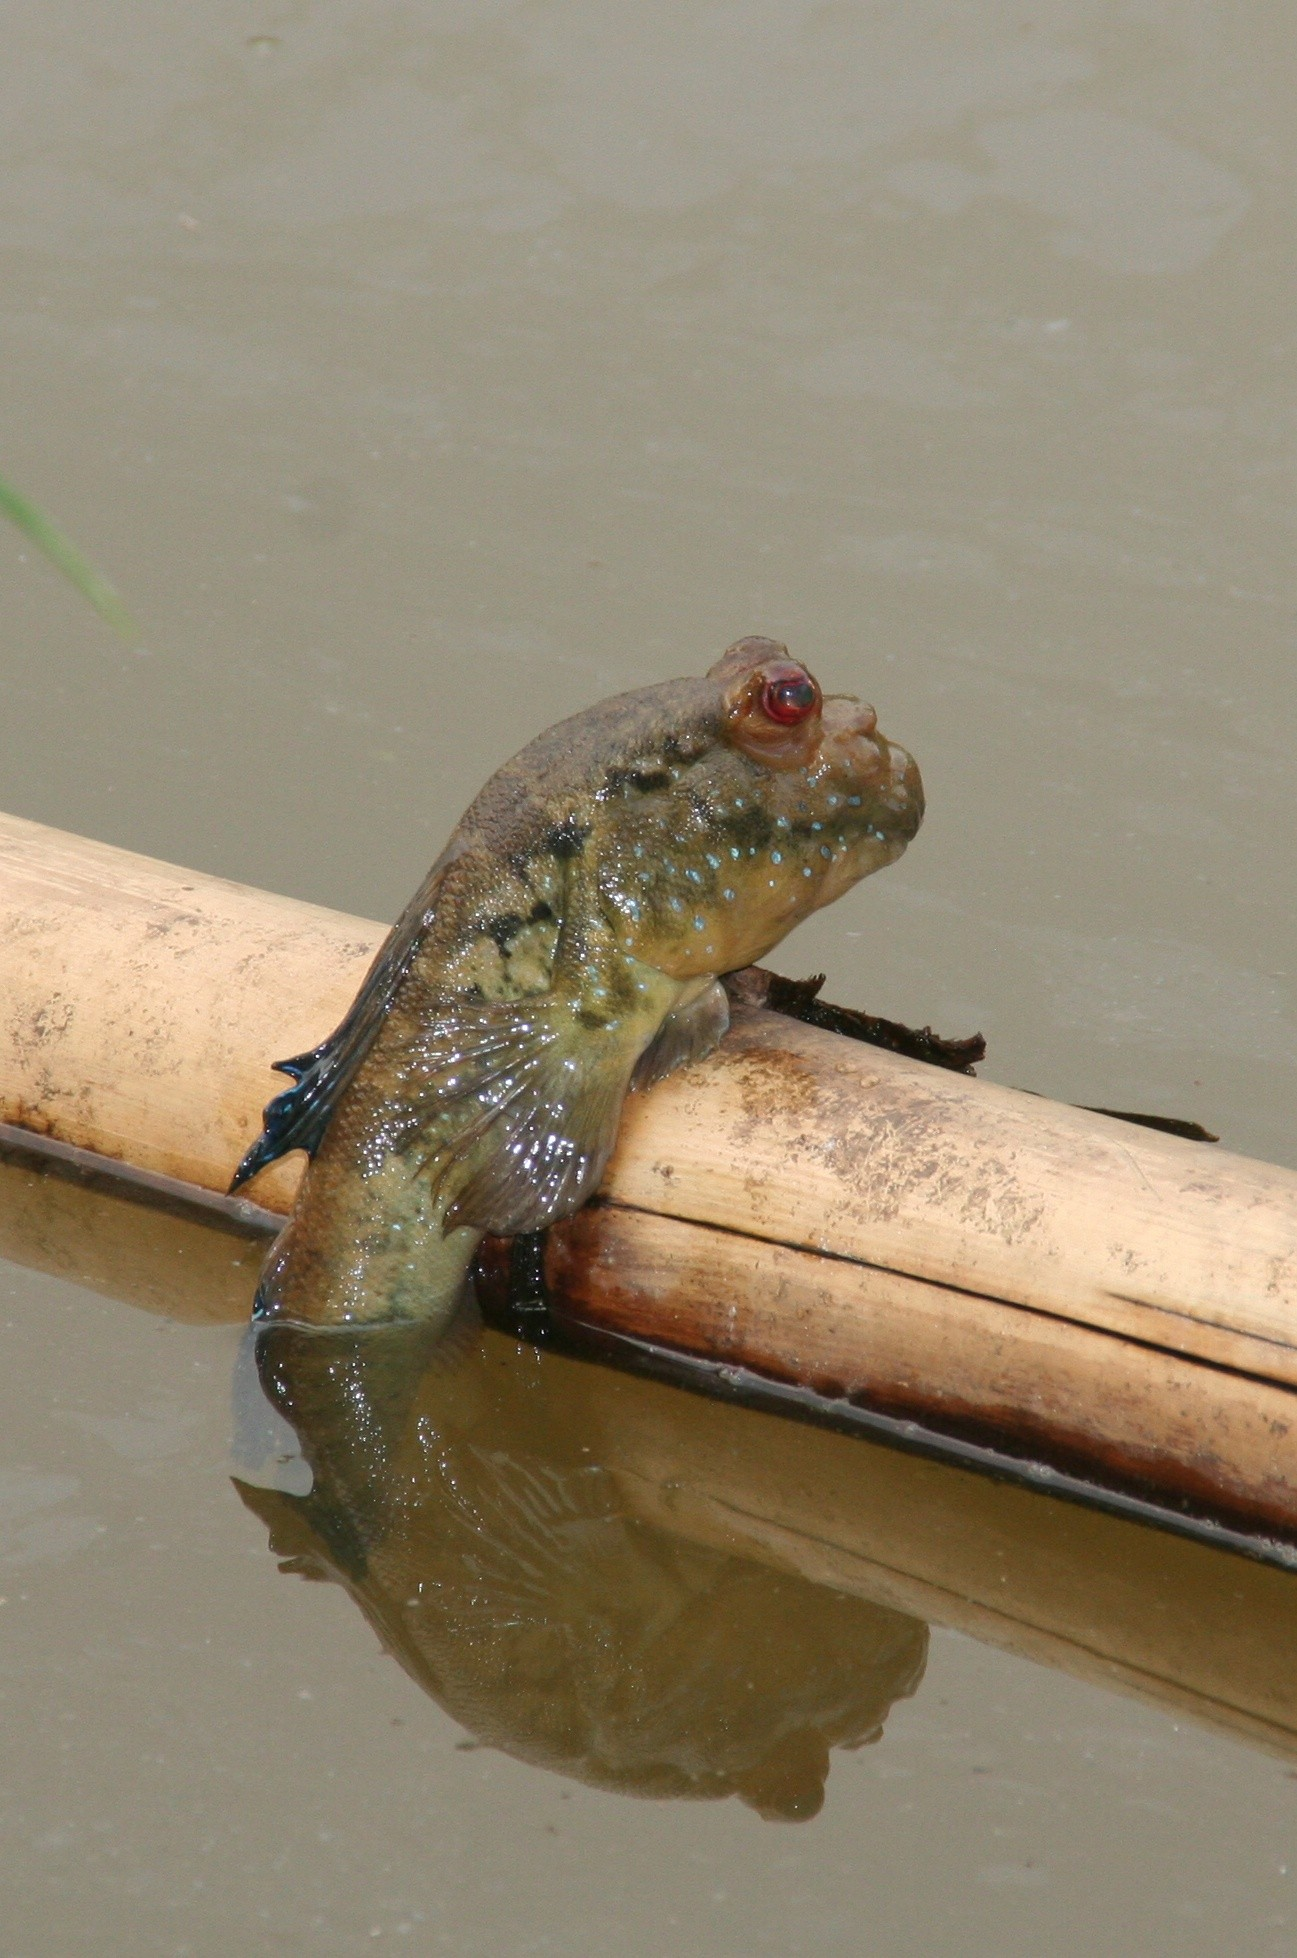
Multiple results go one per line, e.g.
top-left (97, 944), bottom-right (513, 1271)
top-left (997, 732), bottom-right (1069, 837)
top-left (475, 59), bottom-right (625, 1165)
top-left (1, 1137), bottom-right (1294, 1770)
top-left (3, 807), bottom-right (1297, 1532)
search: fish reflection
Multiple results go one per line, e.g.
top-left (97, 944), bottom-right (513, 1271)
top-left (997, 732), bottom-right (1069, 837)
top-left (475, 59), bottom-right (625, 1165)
top-left (234, 1314), bottom-right (927, 1821)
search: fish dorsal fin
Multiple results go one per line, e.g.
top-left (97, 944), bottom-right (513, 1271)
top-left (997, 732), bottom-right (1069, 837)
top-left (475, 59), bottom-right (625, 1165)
top-left (229, 860), bottom-right (451, 1194)
top-left (630, 980), bottom-right (729, 1092)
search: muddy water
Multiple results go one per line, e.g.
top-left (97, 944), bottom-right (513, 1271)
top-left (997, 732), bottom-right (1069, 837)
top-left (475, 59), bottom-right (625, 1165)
top-left (1, 1), bottom-right (1295, 1951)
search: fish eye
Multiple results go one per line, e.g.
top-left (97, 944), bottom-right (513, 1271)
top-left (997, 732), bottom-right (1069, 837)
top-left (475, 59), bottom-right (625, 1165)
top-left (760, 666), bottom-right (820, 727)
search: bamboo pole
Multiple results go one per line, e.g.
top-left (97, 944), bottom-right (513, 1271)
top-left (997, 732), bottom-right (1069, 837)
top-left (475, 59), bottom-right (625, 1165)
top-left (0, 811), bottom-right (381, 1210)
top-left (1, 1145), bottom-right (1294, 1770)
top-left (2, 808), bottom-right (1297, 1529)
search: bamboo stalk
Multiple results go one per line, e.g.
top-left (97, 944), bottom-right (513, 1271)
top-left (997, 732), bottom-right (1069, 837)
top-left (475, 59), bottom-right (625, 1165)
top-left (0, 810), bottom-right (380, 1210)
top-left (540, 1206), bottom-right (1297, 1534)
top-left (2, 808), bottom-right (1297, 1528)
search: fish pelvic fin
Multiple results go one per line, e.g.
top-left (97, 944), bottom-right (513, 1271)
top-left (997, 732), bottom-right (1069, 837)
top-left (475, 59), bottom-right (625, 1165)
top-left (630, 979), bottom-right (729, 1092)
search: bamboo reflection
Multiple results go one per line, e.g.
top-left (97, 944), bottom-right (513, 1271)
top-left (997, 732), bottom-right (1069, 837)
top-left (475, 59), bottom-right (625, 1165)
top-left (236, 1316), bottom-right (926, 1819)
top-left (3, 1135), bottom-right (1297, 1785)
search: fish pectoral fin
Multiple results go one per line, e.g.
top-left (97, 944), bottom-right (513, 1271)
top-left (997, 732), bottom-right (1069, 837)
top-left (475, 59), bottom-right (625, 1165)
top-left (398, 993), bottom-right (649, 1239)
top-left (631, 979), bottom-right (730, 1092)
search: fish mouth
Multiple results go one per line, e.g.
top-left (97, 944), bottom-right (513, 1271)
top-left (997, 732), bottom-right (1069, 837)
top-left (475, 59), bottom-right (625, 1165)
top-left (820, 701), bottom-right (923, 835)
top-left (872, 737), bottom-right (924, 841)
top-left (814, 691), bottom-right (923, 845)
top-left (823, 692), bottom-right (878, 740)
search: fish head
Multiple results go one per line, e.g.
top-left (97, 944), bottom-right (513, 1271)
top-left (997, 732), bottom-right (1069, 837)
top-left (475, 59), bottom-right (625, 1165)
top-left (598, 638), bottom-right (924, 980)
top-left (709, 633), bottom-right (923, 928)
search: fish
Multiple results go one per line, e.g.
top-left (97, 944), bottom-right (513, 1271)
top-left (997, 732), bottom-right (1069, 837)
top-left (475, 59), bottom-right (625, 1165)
top-left (231, 636), bottom-right (924, 1328)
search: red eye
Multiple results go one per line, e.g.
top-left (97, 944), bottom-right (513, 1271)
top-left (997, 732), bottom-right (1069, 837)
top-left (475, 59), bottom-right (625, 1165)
top-left (761, 666), bottom-right (820, 727)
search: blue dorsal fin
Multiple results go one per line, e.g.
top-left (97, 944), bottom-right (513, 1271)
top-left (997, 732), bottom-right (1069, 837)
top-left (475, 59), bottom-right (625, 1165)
top-left (229, 867), bottom-right (444, 1194)
top-left (227, 1037), bottom-right (354, 1193)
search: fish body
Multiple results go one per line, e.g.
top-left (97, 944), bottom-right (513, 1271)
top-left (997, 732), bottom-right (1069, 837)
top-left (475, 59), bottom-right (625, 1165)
top-left (235, 638), bottom-right (924, 1327)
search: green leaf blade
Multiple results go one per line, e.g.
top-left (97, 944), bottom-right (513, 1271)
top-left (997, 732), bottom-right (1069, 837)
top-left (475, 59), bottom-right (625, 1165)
top-left (0, 470), bottom-right (138, 644)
